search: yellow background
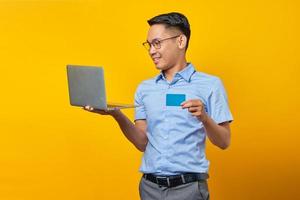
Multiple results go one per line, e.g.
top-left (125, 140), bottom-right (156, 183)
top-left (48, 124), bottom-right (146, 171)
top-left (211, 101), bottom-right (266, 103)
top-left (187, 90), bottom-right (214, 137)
top-left (0, 0), bottom-right (299, 199)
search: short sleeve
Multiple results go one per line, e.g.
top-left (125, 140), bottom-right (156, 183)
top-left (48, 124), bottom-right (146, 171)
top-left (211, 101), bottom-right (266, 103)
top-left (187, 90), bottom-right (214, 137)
top-left (134, 84), bottom-right (146, 121)
top-left (207, 78), bottom-right (233, 124)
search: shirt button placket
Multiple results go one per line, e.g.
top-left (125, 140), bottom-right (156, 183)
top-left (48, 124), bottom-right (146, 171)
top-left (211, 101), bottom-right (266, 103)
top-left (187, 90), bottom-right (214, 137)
top-left (164, 83), bottom-right (171, 141)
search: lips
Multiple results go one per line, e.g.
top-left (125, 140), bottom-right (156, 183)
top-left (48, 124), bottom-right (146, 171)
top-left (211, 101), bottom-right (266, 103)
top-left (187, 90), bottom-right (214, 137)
top-left (152, 57), bottom-right (160, 64)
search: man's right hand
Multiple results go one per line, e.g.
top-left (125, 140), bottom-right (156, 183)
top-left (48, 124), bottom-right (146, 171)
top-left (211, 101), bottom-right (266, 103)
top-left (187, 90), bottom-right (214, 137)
top-left (83, 105), bottom-right (120, 116)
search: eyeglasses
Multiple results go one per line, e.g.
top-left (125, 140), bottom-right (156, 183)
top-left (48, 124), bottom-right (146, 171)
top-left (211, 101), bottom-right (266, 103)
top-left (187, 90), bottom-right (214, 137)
top-left (142, 35), bottom-right (181, 51)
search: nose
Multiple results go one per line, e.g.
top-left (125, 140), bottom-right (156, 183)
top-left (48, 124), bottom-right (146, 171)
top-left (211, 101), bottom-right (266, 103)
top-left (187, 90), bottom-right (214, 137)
top-left (149, 44), bottom-right (157, 56)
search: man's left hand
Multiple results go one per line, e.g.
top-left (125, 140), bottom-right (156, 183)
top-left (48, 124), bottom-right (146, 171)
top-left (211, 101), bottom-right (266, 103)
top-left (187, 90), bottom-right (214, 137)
top-left (181, 99), bottom-right (208, 123)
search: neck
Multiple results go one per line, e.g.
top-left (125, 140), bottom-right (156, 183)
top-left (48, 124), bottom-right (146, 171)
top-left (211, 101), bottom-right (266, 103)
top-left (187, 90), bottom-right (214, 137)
top-left (163, 59), bottom-right (187, 82)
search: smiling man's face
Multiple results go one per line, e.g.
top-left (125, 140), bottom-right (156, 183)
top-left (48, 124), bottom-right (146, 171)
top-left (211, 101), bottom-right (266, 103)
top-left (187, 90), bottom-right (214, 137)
top-left (146, 24), bottom-right (183, 71)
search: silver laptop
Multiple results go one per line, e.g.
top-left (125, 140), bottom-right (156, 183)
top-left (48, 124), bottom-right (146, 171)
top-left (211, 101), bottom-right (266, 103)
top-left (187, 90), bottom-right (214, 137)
top-left (66, 65), bottom-right (137, 110)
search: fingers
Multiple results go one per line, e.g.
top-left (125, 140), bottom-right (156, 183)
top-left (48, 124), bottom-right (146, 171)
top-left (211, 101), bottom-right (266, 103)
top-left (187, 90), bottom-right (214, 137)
top-left (83, 105), bottom-right (109, 115)
top-left (181, 99), bottom-right (203, 109)
top-left (191, 111), bottom-right (202, 116)
top-left (187, 106), bottom-right (204, 117)
top-left (181, 99), bottom-right (206, 120)
top-left (188, 106), bottom-right (199, 112)
top-left (83, 105), bottom-right (94, 111)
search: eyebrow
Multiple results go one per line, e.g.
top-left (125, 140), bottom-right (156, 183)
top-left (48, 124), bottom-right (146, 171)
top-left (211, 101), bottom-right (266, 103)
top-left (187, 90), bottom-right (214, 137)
top-left (147, 37), bottom-right (162, 43)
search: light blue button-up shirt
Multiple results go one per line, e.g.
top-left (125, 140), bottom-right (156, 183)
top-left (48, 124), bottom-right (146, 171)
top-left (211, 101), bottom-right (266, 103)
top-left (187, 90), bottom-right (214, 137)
top-left (134, 63), bottom-right (233, 175)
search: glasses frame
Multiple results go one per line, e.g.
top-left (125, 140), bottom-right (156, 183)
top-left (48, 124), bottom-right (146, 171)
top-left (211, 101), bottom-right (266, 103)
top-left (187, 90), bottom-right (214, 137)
top-left (142, 35), bottom-right (181, 51)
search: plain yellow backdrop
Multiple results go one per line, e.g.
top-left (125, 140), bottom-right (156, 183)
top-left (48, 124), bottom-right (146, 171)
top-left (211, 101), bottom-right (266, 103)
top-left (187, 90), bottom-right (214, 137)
top-left (0, 0), bottom-right (299, 199)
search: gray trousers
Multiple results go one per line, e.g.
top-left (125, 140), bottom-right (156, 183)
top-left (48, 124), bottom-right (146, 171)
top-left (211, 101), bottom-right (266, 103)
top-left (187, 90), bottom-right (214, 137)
top-left (139, 177), bottom-right (210, 200)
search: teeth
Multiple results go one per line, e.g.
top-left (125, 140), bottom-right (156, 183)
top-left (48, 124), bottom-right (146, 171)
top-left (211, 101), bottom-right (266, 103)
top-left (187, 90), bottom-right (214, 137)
top-left (152, 57), bottom-right (160, 63)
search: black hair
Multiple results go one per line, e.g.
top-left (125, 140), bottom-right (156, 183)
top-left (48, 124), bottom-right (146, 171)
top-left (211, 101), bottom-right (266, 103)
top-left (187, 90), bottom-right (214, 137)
top-left (147, 12), bottom-right (191, 50)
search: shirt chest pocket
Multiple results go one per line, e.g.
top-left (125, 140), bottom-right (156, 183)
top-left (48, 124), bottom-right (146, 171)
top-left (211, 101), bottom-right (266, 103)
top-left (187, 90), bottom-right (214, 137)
top-left (164, 106), bottom-right (194, 124)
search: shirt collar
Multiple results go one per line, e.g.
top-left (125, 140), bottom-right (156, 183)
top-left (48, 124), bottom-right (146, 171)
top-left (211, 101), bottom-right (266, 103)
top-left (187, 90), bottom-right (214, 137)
top-left (155, 63), bottom-right (196, 83)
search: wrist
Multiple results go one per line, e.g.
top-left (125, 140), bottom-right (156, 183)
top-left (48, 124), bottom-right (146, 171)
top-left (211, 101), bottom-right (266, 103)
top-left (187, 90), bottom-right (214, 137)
top-left (198, 113), bottom-right (209, 124)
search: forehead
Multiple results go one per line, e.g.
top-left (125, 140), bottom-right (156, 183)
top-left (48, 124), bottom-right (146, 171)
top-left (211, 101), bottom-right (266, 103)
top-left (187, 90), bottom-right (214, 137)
top-left (147, 24), bottom-right (175, 41)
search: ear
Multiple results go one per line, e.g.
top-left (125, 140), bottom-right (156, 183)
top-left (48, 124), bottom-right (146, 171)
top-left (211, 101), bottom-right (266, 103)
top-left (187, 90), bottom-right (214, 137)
top-left (177, 35), bottom-right (187, 50)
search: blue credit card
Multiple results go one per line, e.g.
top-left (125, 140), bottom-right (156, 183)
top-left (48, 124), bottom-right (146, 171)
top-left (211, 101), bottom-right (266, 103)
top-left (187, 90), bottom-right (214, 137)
top-left (166, 94), bottom-right (186, 106)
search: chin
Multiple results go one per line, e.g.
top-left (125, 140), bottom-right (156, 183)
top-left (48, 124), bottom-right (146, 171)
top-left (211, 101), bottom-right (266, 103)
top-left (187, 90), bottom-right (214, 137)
top-left (154, 63), bottom-right (167, 70)
top-left (155, 65), bottom-right (163, 70)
